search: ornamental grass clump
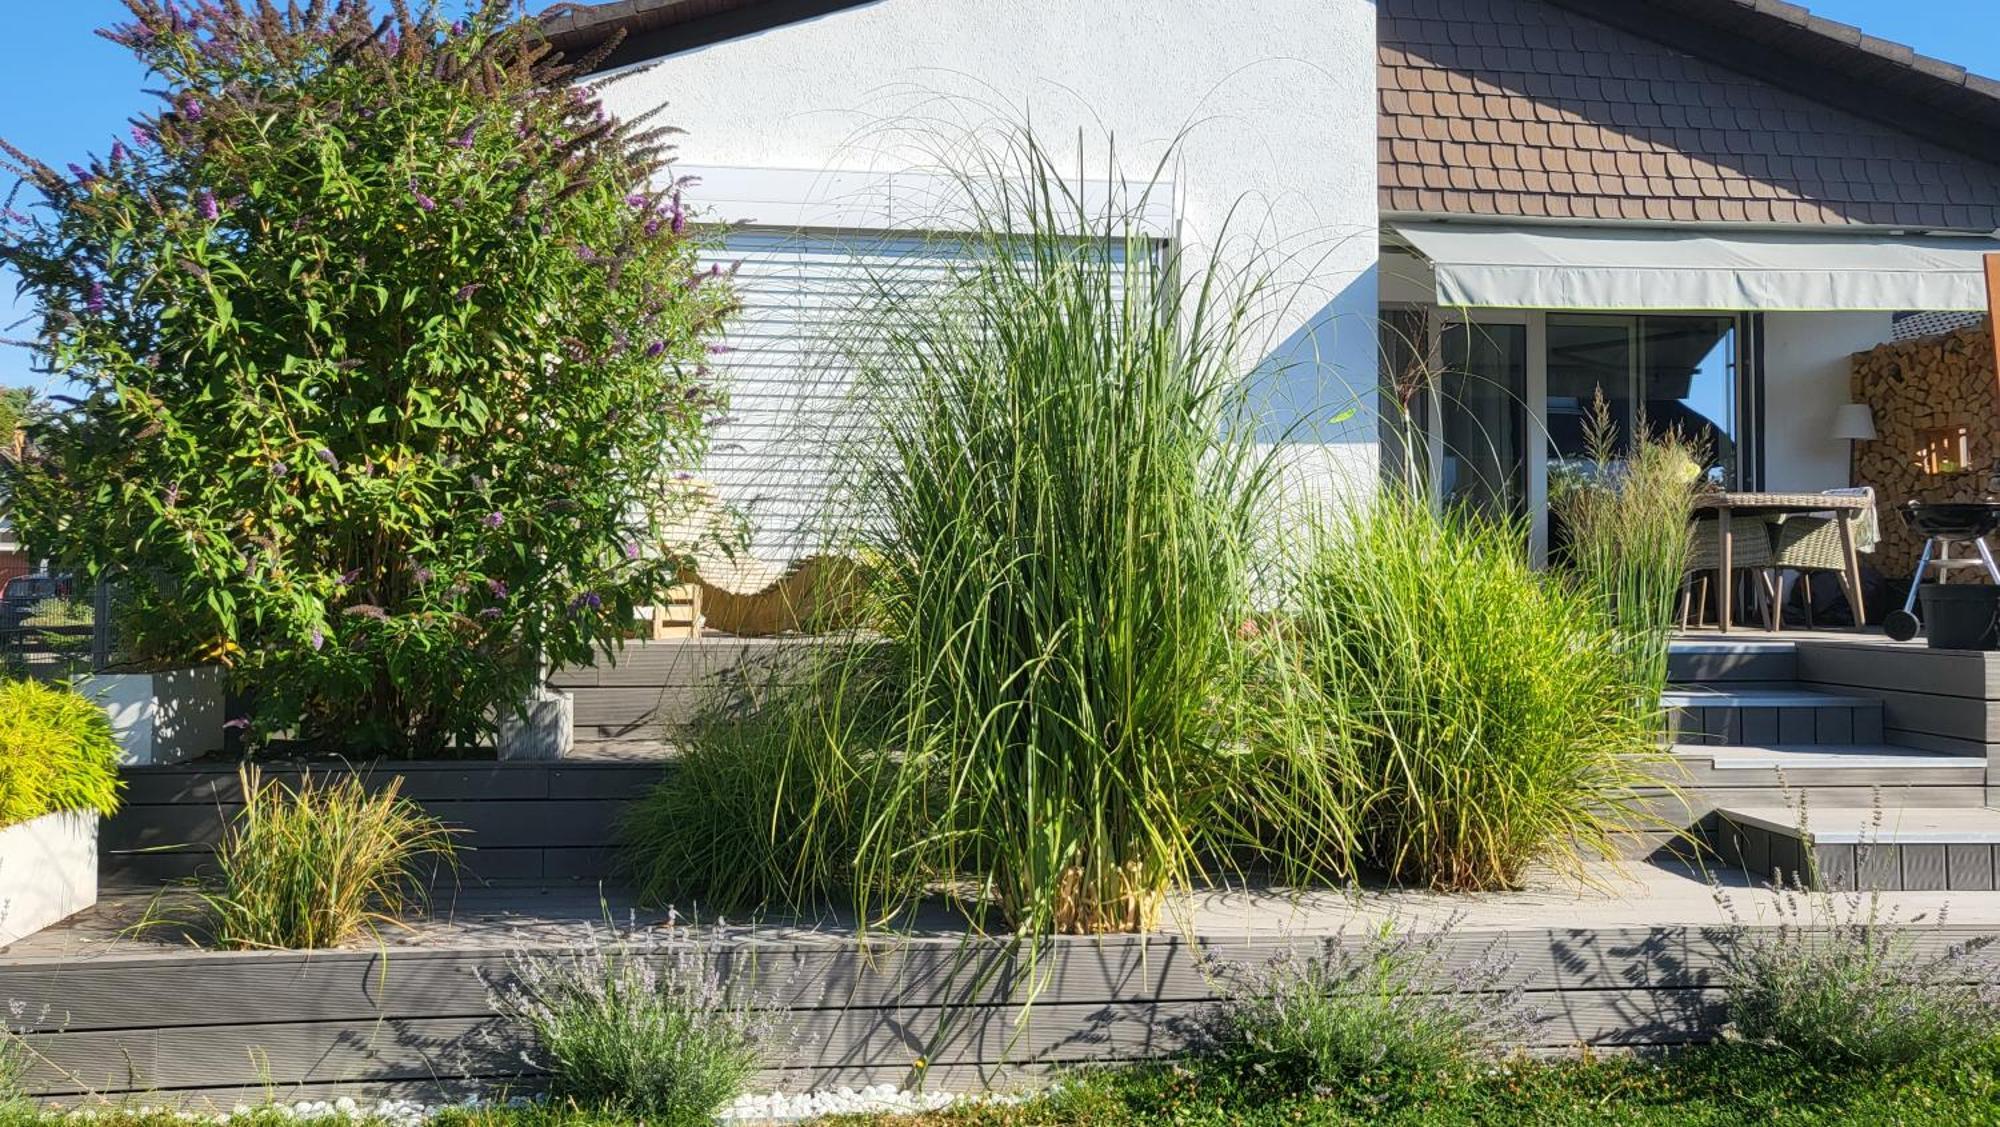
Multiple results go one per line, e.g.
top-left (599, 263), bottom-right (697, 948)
top-left (170, 765), bottom-right (457, 950)
top-left (1203, 920), bottom-right (1531, 1107)
top-left (0, 679), bottom-right (122, 827)
top-left (487, 928), bottom-right (776, 1124)
top-left (621, 649), bottom-right (912, 914)
top-left (821, 132), bottom-right (1343, 935)
top-left (0, 1), bottom-right (734, 754)
top-left (1553, 391), bottom-right (1703, 723)
top-left (1292, 491), bottom-right (1663, 891)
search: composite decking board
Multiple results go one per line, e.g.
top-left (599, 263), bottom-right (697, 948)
top-left (104, 799), bottom-right (630, 853)
top-left (116, 760), bottom-right (666, 805)
top-left (1842, 685), bottom-right (2000, 743)
top-left (1659, 688), bottom-right (1882, 708)
top-left (15, 919), bottom-right (2000, 1099)
top-left (12, 990), bottom-right (1739, 1099)
top-left (1664, 648), bottom-right (1797, 684)
top-left (1794, 642), bottom-right (2000, 700)
top-left (14, 926), bottom-right (2000, 1028)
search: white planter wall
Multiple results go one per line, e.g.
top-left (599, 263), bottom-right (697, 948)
top-left (73, 666), bottom-right (226, 766)
top-left (0, 810), bottom-right (97, 946)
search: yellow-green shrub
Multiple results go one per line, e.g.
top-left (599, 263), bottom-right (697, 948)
top-left (0, 680), bottom-right (122, 827)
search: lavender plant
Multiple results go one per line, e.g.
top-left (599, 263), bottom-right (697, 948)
top-left (1715, 811), bottom-right (2000, 1069)
top-left (1202, 919), bottom-right (1533, 1107)
top-left (486, 925), bottom-right (778, 1123)
top-left (0, 2), bottom-right (734, 754)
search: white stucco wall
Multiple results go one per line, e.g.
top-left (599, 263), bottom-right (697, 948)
top-left (593, 0), bottom-right (1381, 513)
top-left (1759, 312), bottom-right (1894, 492)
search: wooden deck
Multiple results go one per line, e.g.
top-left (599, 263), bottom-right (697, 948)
top-left (8, 862), bottom-right (2000, 1106)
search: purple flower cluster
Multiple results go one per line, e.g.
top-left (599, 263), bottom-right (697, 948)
top-left (487, 578), bottom-right (509, 598)
top-left (196, 190), bottom-right (219, 221)
top-left (484, 511), bottom-right (505, 529)
top-left (85, 281), bottom-right (107, 315)
top-left (449, 124), bottom-right (477, 150)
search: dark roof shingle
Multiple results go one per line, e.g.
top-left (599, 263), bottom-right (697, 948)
top-left (1380, 0), bottom-right (2000, 227)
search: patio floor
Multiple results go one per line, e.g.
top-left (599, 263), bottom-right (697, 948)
top-left (13, 856), bottom-right (2000, 965)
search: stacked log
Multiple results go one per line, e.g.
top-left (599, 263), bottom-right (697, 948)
top-left (1850, 321), bottom-right (1999, 574)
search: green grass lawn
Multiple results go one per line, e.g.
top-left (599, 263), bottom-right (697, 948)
top-left (3, 1042), bottom-right (1996, 1127)
top-left (804, 1043), bottom-right (2000, 1127)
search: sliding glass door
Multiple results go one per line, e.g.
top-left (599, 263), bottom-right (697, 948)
top-left (1546, 313), bottom-right (1739, 485)
top-left (1389, 309), bottom-right (1753, 562)
top-left (1438, 321), bottom-right (1529, 516)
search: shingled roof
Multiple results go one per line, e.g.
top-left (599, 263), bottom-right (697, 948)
top-left (1380, 0), bottom-right (2000, 228)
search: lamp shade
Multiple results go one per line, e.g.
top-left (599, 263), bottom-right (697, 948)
top-left (1831, 403), bottom-right (1878, 441)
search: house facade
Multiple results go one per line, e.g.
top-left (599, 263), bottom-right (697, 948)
top-left (547, 0), bottom-right (2000, 567)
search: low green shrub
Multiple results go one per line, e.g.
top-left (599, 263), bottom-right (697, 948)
top-left (1201, 920), bottom-right (1529, 1107)
top-left (0, 679), bottom-right (121, 827)
top-left (1289, 492), bottom-right (1664, 890)
top-left (160, 766), bottom-right (458, 950)
top-left (1717, 855), bottom-right (2000, 1069)
top-left (486, 929), bottom-right (776, 1124)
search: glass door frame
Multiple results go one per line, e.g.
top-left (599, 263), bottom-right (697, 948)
top-left (1413, 307), bottom-right (1756, 567)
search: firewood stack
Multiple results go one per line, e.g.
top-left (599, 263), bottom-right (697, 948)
top-left (1850, 321), bottom-right (1999, 574)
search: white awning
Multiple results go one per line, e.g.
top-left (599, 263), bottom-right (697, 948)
top-left (1392, 221), bottom-right (2000, 312)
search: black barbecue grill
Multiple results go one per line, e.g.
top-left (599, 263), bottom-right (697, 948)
top-left (1883, 501), bottom-right (2000, 641)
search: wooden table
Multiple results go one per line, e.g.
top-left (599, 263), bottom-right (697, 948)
top-left (1691, 491), bottom-right (1872, 633)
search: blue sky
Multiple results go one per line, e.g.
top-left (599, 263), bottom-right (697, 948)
top-left (0, 1), bottom-right (1995, 388)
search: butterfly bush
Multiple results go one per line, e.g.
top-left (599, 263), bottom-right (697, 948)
top-left (0, 1), bottom-right (735, 753)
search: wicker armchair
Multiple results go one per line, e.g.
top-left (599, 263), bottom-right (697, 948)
top-left (1682, 514), bottom-right (1779, 629)
top-left (1766, 487), bottom-right (1877, 629)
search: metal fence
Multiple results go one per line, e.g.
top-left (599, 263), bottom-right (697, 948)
top-left (0, 572), bottom-right (96, 681)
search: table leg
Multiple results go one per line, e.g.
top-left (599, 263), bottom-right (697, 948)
top-left (1718, 507), bottom-right (1733, 633)
top-left (1838, 509), bottom-right (1866, 627)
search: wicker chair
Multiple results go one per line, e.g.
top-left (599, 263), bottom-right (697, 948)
top-left (1765, 486), bottom-right (1878, 629)
top-left (1682, 514), bottom-right (1780, 630)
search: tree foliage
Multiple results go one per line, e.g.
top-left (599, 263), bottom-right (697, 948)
top-left (0, 1), bottom-right (733, 752)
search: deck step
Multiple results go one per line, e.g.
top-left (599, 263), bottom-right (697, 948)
top-left (1663, 686), bottom-right (1883, 746)
top-left (1714, 805), bottom-right (2000, 891)
top-left (1667, 639), bottom-right (1799, 685)
top-left (1672, 743), bottom-right (1976, 772)
top-left (1667, 743), bottom-right (1987, 798)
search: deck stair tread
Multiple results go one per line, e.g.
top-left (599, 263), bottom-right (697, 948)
top-left (1668, 640), bottom-right (1801, 654)
top-left (1671, 744), bottom-right (1978, 770)
top-left (1716, 805), bottom-right (2000, 844)
top-left (1661, 686), bottom-right (1880, 708)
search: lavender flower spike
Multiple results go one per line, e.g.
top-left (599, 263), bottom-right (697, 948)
top-left (484, 511), bottom-right (505, 529)
top-left (196, 190), bottom-right (219, 221)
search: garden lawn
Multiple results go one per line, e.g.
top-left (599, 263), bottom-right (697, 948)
top-left (6, 1044), bottom-right (1995, 1127)
top-left (806, 1043), bottom-right (2000, 1127)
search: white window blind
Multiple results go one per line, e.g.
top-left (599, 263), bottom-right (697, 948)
top-left (699, 227), bottom-right (1143, 564)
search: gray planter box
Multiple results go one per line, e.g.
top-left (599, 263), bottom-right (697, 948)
top-left (73, 666), bottom-right (226, 766)
top-left (0, 810), bottom-right (97, 946)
